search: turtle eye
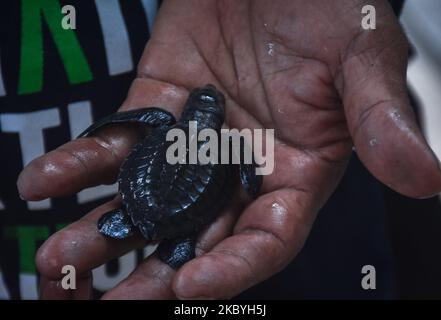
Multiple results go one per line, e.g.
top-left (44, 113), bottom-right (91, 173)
top-left (199, 94), bottom-right (216, 103)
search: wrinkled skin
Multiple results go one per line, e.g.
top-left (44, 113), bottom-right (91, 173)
top-left (18, 0), bottom-right (441, 299)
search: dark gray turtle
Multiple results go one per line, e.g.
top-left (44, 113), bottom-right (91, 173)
top-left (77, 84), bottom-right (262, 268)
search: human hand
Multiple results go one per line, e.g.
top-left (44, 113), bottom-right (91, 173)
top-left (18, 0), bottom-right (441, 299)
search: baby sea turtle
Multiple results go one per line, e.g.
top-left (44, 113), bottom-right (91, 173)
top-left (77, 84), bottom-right (262, 268)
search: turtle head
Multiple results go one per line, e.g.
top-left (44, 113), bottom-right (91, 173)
top-left (180, 84), bottom-right (225, 129)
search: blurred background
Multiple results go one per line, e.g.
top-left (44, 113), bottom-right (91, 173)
top-left (402, 0), bottom-right (441, 171)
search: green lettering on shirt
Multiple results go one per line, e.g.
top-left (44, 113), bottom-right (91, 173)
top-left (18, 0), bottom-right (92, 94)
top-left (4, 225), bottom-right (49, 273)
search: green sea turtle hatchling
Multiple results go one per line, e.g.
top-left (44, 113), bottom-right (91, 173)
top-left (77, 84), bottom-right (262, 268)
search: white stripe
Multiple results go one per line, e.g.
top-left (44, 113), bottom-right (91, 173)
top-left (27, 199), bottom-right (50, 211)
top-left (77, 184), bottom-right (117, 204)
top-left (0, 50), bottom-right (6, 96)
top-left (95, 0), bottom-right (133, 76)
top-left (1, 109), bottom-right (60, 210)
top-left (68, 100), bottom-right (93, 138)
top-left (19, 273), bottom-right (38, 300)
top-left (143, 244), bottom-right (158, 258)
top-left (140, 0), bottom-right (158, 33)
top-left (0, 271), bottom-right (11, 299)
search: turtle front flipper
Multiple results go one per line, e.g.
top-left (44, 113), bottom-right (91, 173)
top-left (98, 207), bottom-right (135, 239)
top-left (157, 236), bottom-right (197, 269)
top-left (77, 107), bottom-right (176, 138)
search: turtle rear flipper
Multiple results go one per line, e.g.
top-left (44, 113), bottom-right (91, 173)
top-left (77, 107), bottom-right (176, 138)
top-left (157, 236), bottom-right (197, 269)
top-left (98, 208), bottom-right (135, 239)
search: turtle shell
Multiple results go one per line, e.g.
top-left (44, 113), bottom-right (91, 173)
top-left (118, 126), bottom-right (232, 241)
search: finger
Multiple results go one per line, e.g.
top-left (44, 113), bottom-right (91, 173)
top-left (101, 257), bottom-right (176, 300)
top-left (102, 203), bottom-right (240, 300)
top-left (36, 199), bottom-right (146, 285)
top-left (17, 79), bottom-right (189, 200)
top-left (39, 276), bottom-right (71, 300)
top-left (18, 125), bottom-right (141, 201)
top-left (339, 11), bottom-right (441, 198)
top-left (173, 188), bottom-right (317, 299)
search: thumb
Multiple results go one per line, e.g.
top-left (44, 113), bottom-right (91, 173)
top-left (339, 16), bottom-right (441, 199)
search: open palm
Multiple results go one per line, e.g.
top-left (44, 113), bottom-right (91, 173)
top-left (18, 0), bottom-right (441, 299)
